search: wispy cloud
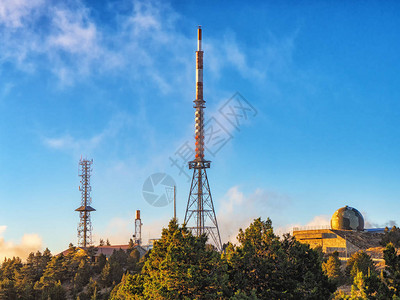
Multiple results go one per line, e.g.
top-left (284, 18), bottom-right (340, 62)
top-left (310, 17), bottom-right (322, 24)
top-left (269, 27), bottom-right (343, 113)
top-left (95, 215), bottom-right (168, 246)
top-left (275, 215), bottom-right (331, 237)
top-left (362, 210), bottom-right (397, 229)
top-left (0, 0), bottom-right (298, 92)
top-left (217, 186), bottom-right (291, 244)
top-left (42, 112), bottom-right (132, 156)
top-left (0, 226), bottom-right (42, 260)
top-left (0, 0), bottom-right (44, 28)
top-left (48, 8), bottom-right (97, 55)
top-left (0, 82), bottom-right (14, 101)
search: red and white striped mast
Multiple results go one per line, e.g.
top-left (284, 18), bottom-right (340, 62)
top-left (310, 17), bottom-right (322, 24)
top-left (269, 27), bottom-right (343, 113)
top-left (185, 26), bottom-right (222, 251)
top-left (195, 26), bottom-right (204, 160)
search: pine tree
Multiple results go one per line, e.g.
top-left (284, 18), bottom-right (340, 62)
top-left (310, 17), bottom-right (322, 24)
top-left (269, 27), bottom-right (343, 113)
top-left (142, 219), bottom-right (226, 299)
top-left (109, 273), bottom-right (144, 300)
top-left (351, 271), bottom-right (367, 299)
top-left (127, 249), bottom-right (141, 273)
top-left (382, 243), bottom-right (400, 297)
top-left (225, 218), bottom-right (335, 299)
top-left (96, 253), bottom-right (107, 272)
top-left (346, 251), bottom-right (376, 280)
top-left (322, 253), bottom-right (342, 282)
top-left (100, 263), bottom-right (112, 287)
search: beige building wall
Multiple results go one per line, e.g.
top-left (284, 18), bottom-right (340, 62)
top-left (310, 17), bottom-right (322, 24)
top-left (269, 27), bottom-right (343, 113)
top-left (293, 229), bottom-right (358, 256)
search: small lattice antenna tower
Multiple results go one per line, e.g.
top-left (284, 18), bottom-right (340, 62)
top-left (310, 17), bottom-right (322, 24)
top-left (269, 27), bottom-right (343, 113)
top-left (184, 26), bottom-right (222, 251)
top-left (134, 210), bottom-right (142, 245)
top-left (75, 158), bottom-right (95, 247)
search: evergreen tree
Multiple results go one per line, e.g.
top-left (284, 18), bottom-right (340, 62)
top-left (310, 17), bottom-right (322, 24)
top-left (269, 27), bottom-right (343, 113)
top-left (322, 252), bottom-right (342, 283)
top-left (351, 271), bottom-right (367, 299)
top-left (346, 251), bottom-right (376, 280)
top-left (225, 218), bottom-right (335, 299)
top-left (142, 219), bottom-right (226, 299)
top-left (230, 289), bottom-right (259, 300)
top-left (100, 262), bottom-right (112, 287)
top-left (96, 253), bottom-right (107, 272)
top-left (126, 249), bottom-right (142, 273)
top-left (0, 257), bottom-right (22, 281)
top-left (74, 259), bottom-right (91, 291)
top-left (0, 278), bottom-right (17, 299)
top-left (382, 243), bottom-right (400, 297)
top-left (40, 280), bottom-right (66, 300)
top-left (34, 255), bottom-right (67, 291)
top-left (381, 226), bottom-right (400, 247)
top-left (110, 273), bottom-right (144, 300)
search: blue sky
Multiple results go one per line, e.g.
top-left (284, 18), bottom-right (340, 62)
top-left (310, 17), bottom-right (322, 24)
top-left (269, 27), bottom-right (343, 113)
top-left (0, 0), bottom-right (400, 257)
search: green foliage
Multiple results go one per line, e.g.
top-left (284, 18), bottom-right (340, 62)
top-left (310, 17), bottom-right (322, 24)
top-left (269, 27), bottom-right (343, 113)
top-left (0, 278), bottom-right (17, 299)
top-left (332, 289), bottom-right (351, 299)
top-left (346, 251), bottom-right (376, 280)
top-left (334, 250), bottom-right (393, 299)
top-left (0, 242), bottom-right (143, 300)
top-left (77, 277), bottom-right (99, 300)
top-left (142, 219), bottom-right (226, 299)
top-left (110, 273), bottom-right (144, 300)
top-left (322, 255), bottom-right (343, 283)
top-left (382, 243), bottom-right (400, 297)
top-left (13, 217), bottom-right (400, 299)
top-left (126, 249), bottom-right (142, 273)
top-left (96, 253), bottom-right (107, 272)
top-left (351, 271), bottom-right (368, 299)
top-left (100, 262), bottom-right (112, 287)
top-left (230, 289), bottom-right (259, 300)
top-left (381, 226), bottom-right (400, 247)
top-left (323, 253), bottom-right (343, 283)
top-left (225, 218), bottom-right (336, 299)
top-left (74, 259), bottom-right (91, 290)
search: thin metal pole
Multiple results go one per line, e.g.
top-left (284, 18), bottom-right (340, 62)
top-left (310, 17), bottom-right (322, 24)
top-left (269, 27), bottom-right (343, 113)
top-left (174, 186), bottom-right (176, 220)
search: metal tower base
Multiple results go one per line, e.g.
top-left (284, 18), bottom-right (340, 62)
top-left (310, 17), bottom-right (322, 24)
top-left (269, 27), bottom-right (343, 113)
top-left (184, 160), bottom-right (222, 251)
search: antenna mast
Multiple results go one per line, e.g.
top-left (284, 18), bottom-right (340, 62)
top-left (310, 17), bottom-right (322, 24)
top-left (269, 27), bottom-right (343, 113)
top-left (184, 27), bottom-right (222, 250)
top-left (75, 158), bottom-right (95, 247)
top-left (134, 210), bottom-right (142, 245)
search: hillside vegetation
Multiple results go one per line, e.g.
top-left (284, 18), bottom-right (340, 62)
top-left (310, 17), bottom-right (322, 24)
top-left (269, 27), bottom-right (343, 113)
top-left (1, 219), bottom-right (400, 299)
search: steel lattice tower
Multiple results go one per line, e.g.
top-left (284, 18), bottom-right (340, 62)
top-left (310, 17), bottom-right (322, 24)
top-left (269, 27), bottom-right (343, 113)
top-left (184, 27), bottom-right (222, 251)
top-left (75, 158), bottom-right (95, 247)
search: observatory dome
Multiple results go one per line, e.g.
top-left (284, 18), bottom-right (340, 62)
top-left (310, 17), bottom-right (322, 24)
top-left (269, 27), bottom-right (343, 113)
top-left (330, 206), bottom-right (364, 231)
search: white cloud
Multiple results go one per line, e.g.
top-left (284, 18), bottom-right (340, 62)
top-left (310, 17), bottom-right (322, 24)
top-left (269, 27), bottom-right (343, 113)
top-left (0, 0), bottom-right (298, 96)
top-left (0, 225), bottom-right (7, 235)
top-left (42, 112), bottom-right (132, 155)
top-left (0, 0), bottom-right (44, 28)
top-left (48, 8), bottom-right (98, 54)
top-left (217, 186), bottom-right (291, 244)
top-left (0, 226), bottom-right (42, 260)
top-left (275, 215), bottom-right (331, 237)
top-left (95, 215), bottom-right (168, 246)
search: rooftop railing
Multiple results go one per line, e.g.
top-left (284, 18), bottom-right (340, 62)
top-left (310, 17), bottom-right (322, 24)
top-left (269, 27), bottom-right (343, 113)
top-left (292, 225), bottom-right (330, 232)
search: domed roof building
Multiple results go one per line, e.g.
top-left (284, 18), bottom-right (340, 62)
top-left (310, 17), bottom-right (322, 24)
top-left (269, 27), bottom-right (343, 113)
top-left (331, 206), bottom-right (364, 231)
top-left (293, 205), bottom-right (383, 257)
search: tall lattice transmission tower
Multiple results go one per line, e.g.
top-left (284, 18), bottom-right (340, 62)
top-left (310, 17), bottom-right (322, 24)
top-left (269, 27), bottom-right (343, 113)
top-left (75, 158), bottom-right (95, 247)
top-left (184, 27), bottom-right (222, 251)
